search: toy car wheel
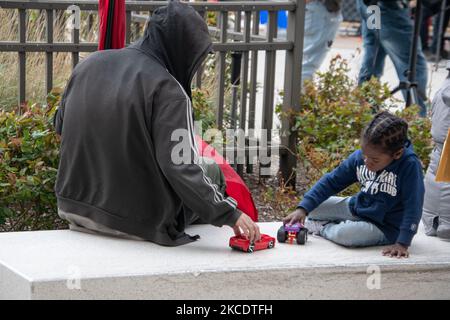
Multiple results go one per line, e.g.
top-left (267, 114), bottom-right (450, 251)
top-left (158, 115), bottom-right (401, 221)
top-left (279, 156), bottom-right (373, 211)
top-left (268, 241), bottom-right (274, 249)
top-left (297, 229), bottom-right (307, 245)
top-left (277, 226), bottom-right (287, 243)
top-left (247, 244), bottom-right (254, 253)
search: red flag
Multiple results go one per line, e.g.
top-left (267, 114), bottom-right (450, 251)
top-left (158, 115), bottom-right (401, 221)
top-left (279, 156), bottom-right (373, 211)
top-left (98, 0), bottom-right (126, 50)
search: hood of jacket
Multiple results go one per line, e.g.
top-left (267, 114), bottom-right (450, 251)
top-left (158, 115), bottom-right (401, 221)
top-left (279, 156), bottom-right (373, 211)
top-left (129, 0), bottom-right (212, 98)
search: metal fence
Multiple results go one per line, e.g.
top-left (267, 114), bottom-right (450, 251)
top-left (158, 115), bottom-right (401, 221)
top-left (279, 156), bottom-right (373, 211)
top-left (0, 0), bottom-right (305, 186)
top-left (341, 0), bottom-right (360, 22)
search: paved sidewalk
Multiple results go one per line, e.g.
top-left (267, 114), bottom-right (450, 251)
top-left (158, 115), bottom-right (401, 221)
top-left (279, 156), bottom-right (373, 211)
top-left (1, 222), bottom-right (449, 299)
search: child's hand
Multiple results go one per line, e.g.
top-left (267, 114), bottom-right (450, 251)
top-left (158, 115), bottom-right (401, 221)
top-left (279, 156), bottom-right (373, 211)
top-left (382, 243), bottom-right (409, 258)
top-left (282, 208), bottom-right (307, 225)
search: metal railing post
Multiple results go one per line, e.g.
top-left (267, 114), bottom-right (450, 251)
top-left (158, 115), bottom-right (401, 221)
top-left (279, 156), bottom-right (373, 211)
top-left (280, 0), bottom-right (305, 188)
top-left (260, 10), bottom-right (277, 178)
top-left (215, 10), bottom-right (228, 131)
top-left (71, 7), bottom-right (80, 69)
top-left (18, 8), bottom-right (26, 110)
top-left (46, 8), bottom-right (54, 95)
top-left (247, 7), bottom-right (260, 174)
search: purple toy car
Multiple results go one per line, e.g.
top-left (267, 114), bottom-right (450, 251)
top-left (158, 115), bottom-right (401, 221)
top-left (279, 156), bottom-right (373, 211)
top-left (277, 222), bottom-right (308, 245)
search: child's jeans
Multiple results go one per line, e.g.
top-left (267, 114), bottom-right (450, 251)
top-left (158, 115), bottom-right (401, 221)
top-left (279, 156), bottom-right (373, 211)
top-left (308, 196), bottom-right (392, 247)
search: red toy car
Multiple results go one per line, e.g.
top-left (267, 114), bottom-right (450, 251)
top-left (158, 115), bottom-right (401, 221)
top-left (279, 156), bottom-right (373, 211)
top-left (229, 234), bottom-right (276, 253)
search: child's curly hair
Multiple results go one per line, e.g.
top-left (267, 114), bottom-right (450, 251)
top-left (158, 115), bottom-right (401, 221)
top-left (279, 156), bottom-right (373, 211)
top-left (362, 111), bottom-right (408, 155)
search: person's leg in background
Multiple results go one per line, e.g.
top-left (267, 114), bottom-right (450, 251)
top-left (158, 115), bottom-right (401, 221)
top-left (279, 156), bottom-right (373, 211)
top-left (422, 169), bottom-right (441, 236)
top-left (377, 1), bottom-right (428, 117)
top-left (302, 0), bottom-right (342, 82)
top-left (421, 3), bottom-right (438, 53)
top-left (430, 7), bottom-right (450, 58)
top-left (420, 17), bottom-right (429, 52)
top-left (435, 179), bottom-right (450, 239)
top-left (436, 193), bottom-right (450, 239)
top-left (357, 0), bottom-right (387, 85)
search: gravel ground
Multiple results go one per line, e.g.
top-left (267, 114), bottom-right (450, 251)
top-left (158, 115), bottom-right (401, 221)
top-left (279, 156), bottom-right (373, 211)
top-left (240, 163), bottom-right (311, 222)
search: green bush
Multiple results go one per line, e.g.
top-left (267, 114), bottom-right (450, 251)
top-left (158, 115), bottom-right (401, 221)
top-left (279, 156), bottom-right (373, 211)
top-left (0, 86), bottom-right (225, 232)
top-left (192, 88), bottom-right (217, 135)
top-left (0, 89), bottom-right (66, 231)
top-left (287, 56), bottom-right (432, 196)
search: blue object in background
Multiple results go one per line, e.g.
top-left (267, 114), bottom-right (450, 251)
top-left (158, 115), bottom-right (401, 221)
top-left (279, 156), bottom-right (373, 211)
top-left (259, 11), bottom-right (287, 29)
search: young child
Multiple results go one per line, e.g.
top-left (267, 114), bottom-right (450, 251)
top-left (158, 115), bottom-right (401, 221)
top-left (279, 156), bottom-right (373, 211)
top-left (283, 111), bottom-right (425, 258)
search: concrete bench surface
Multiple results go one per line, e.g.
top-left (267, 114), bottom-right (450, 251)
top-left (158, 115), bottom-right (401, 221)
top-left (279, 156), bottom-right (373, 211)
top-left (1, 222), bottom-right (450, 299)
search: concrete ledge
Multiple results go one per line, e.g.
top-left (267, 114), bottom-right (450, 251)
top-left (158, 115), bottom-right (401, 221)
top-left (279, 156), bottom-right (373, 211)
top-left (1, 222), bottom-right (450, 299)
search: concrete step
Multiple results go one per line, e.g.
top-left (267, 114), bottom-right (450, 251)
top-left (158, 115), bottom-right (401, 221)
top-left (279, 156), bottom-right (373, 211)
top-left (1, 222), bottom-right (450, 299)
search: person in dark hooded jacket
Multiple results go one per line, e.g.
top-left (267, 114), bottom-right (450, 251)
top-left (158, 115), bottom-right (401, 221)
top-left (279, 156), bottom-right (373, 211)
top-left (53, 0), bottom-right (260, 246)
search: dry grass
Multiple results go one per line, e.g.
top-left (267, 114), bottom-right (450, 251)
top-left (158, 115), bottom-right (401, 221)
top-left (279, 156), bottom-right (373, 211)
top-left (0, 7), bottom-right (235, 119)
top-left (0, 8), bottom-right (102, 110)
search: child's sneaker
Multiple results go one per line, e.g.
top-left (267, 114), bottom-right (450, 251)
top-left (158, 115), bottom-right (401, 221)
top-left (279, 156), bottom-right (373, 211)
top-left (304, 219), bottom-right (329, 235)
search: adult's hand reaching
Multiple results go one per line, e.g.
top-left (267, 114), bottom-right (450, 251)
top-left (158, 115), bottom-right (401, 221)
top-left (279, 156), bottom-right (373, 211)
top-left (233, 210), bottom-right (261, 243)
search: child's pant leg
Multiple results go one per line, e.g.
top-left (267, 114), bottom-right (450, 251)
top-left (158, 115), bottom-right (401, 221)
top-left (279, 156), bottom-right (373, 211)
top-left (436, 181), bottom-right (450, 238)
top-left (422, 170), bottom-right (440, 236)
top-left (307, 196), bottom-right (358, 222)
top-left (437, 200), bottom-right (450, 238)
top-left (321, 220), bottom-right (392, 247)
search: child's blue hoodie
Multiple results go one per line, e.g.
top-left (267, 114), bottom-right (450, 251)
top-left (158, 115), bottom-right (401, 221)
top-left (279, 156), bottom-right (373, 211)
top-left (298, 141), bottom-right (425, 246)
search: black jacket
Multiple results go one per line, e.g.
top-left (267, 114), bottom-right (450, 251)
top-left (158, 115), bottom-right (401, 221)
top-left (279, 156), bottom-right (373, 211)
top-left (54, 0), bottom-right (240, 246)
